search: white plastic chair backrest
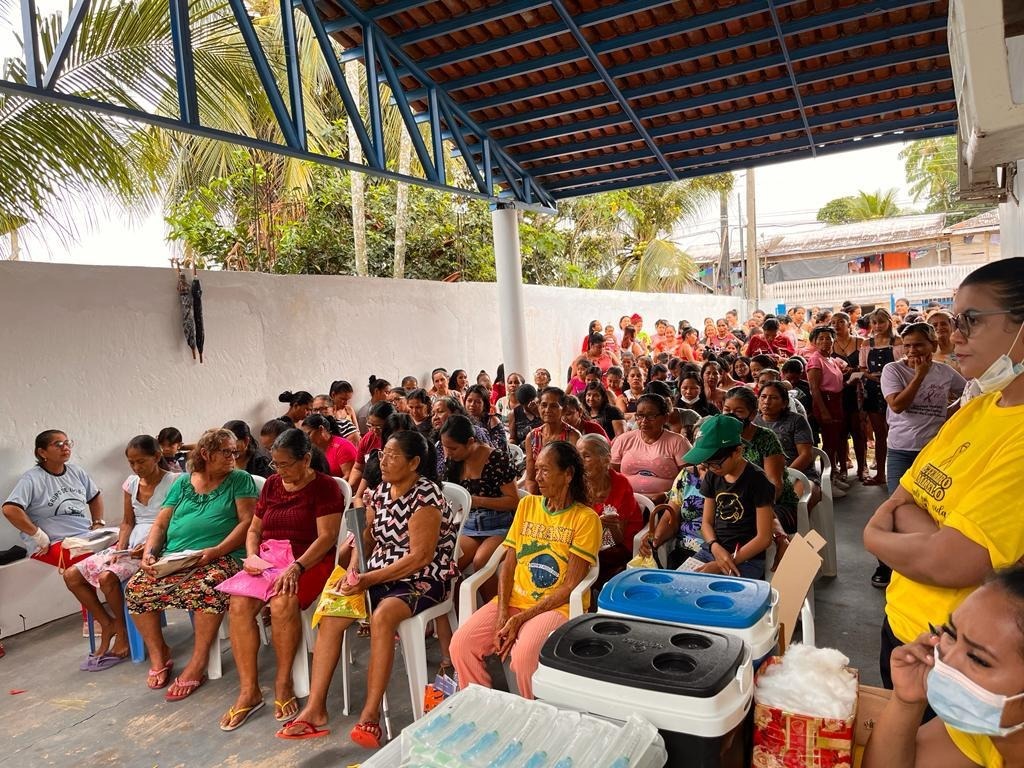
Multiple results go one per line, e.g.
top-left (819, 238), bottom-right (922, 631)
top-left (633, 493), bottom-right (656, 520)
top-left (250, 474), bottom-right (266, 493)
top-left (507, 442), bottom-right (525, 465)
top-left (333, 477), bottom-right (353, 511)
top-left (442, 482), bottom-right (473, 561)
top-left (811, 446), bottom-right (833, 499)
top-left (517, 488), bottom-right (529, 500)
top-left (785, 467), bottom-right (812, 535)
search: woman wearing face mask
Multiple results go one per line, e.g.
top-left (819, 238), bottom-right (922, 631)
top-left (863, 567), bottom-right (1024, 768)
top-left (678, 371), bottom-right (720, 418)
top-left (864, 258), bottom-right (1024, 691)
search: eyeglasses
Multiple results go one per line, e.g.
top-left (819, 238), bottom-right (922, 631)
top-left (951, 309), bottom-right (1014, 339)
top-left (218, 449), bottom-right (242, 458)
top-left (50, 440), bottom-right (74, 449)
top-left (701, 456), bottom-right (729, 470)
top-left (634, 412), bottom-right (662, 422)
top-left (269, 458), bottom-right (300, 471)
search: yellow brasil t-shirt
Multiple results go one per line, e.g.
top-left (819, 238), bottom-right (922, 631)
top-left (946, 725), bottom-right (1003, 767)
top-left (503, 495), bottom-right (601, 616)
top-left (886, 392), bottom-right (1024, 643)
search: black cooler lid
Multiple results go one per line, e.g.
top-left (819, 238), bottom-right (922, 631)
top-left (539, 614), bottom-right (745, 698)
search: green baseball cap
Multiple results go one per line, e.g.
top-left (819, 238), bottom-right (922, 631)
top-left (683, 414), bottom-right (746, 465)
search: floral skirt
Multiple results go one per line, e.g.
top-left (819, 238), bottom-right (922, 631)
top-left (125, 556), bottom-right (240, 615)
top-left (74, 547), bottom-right (142, 588)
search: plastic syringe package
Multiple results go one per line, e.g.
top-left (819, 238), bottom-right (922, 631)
top-left (361, 685), bottom-right (668, 768)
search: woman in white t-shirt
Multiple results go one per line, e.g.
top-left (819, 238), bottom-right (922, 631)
top-left (63, 435), bottom-right (178, 669)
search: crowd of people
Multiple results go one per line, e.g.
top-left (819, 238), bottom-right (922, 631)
top-left (3, 258), bottom-right (1023, 766)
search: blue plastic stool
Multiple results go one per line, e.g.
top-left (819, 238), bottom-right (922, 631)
top-left (86, 582), bottom-right (164, 664)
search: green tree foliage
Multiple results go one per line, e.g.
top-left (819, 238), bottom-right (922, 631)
top-left (847, 188), bottom-right (902, 221)
top-left (900, 136), bottom-right (958, 213)
top-left (816, 196), bottom-right (857, 224)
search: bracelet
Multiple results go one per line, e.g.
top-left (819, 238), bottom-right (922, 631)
top-left (707, 539), bottom-right (720, 551)
top-left (294, 561), bottom-right (306, 574)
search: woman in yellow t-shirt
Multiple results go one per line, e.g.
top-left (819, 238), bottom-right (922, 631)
top-left (864, 259), bottom-right (1024, 688)
top-left (450, 441), bottom-right (601, 699)
top-left (862, 568), bottom-right (1024, 768)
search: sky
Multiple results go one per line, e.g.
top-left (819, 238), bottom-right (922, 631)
top-left (11, 140), bottom-right (921, 268)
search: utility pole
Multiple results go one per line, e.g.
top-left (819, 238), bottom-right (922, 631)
top-left (716, 189), bottom-right (730, 294)
top-left (745, 168), bottom-right (759, 303)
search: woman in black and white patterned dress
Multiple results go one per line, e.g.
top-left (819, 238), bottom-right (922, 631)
top-left (278, 430), bottom-right (456, 749)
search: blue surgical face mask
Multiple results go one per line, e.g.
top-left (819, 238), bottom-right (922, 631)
top-left (927, 648), bottom-right (1024, 737)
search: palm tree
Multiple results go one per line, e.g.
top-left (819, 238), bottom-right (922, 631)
top-left (599, 173), bottom-right (733, 292)
top-left (900, 136), bottom-right (958, 212)
top-left (846, 188), bottom-right (902, 221)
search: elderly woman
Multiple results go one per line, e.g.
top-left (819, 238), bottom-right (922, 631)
top-left (863, 567), bottom-right (1024, 768)
top-left (63, 436), bottom-right (179, 669)
top-left (578, 434), bottom-right (643, 591)
top-left (279, 431), bottom-right (456, 747)
top-left (220, 429), bottom-right (343, 731)
top-left (610, 393), bottom-right (691, 502)
top-left (224, 420), bottom-right (274, 479)
top-left (301, 414), bottom-right (358, 479)
top-left (450, 441), bottom-right (601, 699)
top-left (465, 384), bottom-right (508, 450)
top-left (864, 258), bottom-right (1024, 690)
top-left (3, 430), bottom-right (104, 575)
top-left (524, 387), bottom-right (582, 493)
top-left (125, 428), bottom-right (256, 700)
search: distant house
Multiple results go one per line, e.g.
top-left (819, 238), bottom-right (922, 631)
top-left (945, 209), bottom-right (1001, 264)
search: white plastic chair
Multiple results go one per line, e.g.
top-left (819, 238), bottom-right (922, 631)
top-left (810, 447), bottom-right (837, 578)
top-left (786, 467), bottom-right (812, 537)
top-left (629, 492), bottom-right (679, 567)
top-left (773, 468), bottom-right (816, 647)
top-left (394, 482), bottom-right (472, 721)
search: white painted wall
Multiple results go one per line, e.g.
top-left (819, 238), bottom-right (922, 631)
top-left (1000, 161), bottom-right (1024, 259)
top-left (0, 261), bottom-right (742, 550)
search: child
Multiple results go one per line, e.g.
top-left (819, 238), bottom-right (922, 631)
top-left (683, 414), bottom-right (775, 579)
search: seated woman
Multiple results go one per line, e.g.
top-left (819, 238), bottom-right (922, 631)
top-left (355, 376), bottom-right (391, 435)
top-left (754, 381), bottom-right (822, 521)
top-left (863, 567), bottom-right (1024, 768)
top-left (3, 430), bottom-right (104, 576)
top-left (584, 382), bottom-right (625, 438)
top-left (428, 367), bottom-right (456, 402)
top-left (450, 442), bottom-right (601, 699)
top-left (701, 360), bottom-right (729, 410)
top-left (388, 387), bottom-right (409, 413)
top-left (406, 388), bottom-right (433, 436)
top-left (683, 415), bottom-right (775, 579)
top-left (125, 428), bottom-right (257, 700)
top-left (578, 434), bottom-right (643, 592)
top-left (278, 390), bottom-right (313, 426)
top-left (563, 395), bottom-right (608, 438)
top-left (621, 365), bottom-right (647, 426)
top-left (329, 380), bottom-right (361, 444)
top-left (534, 368), bottom-right (552, 390)
top-left (524, 387), bottom-right (582, 493)
top-left (63, 435), bottom-right (179, 668)
top-left (279, 431), bottom-right (457, 747)
top-left (508, 383), bottom-right (542, 447)
top-left (440, 416), bottom-right (519, 573)
top-left (495, 371), bottom-right (524, 426)
top-left (464, 384), bottom-right (509, 451)
top-left (301, 414), bottom-right (358, 479)
top-left (259, 419), bottom-right (291, 451)
top-left (610, 394), bottom-right (691, 503)
top-left (224, 420), bottom-right (273, 478)
top-left (448, 369), bottom-right (470, 400)
top-left (641, 462), bottom-right (706, 568)
top-left (347, 402), bottom-right (397, 500)
top-left (678, 370), bottom-right (720, 417)
top-left (221, 429), bottom-right (343, 730)
top-left (309, 394), bottom-right (333, 416)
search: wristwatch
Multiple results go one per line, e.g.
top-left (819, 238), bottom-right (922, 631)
top-left (90, 519), bottom-right (106, 528)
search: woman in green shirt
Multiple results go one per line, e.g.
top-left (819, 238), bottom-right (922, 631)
top-left (125, 428), bottom-right (257, 701)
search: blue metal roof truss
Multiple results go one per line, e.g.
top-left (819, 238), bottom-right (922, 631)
top-left (0, 0), bottom-right (956, 206)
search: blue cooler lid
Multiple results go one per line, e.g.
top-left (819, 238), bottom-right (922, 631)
top-left (597, 569), bottom-right (772, 628)
top-left (539, 615), bottom-right (744, 697)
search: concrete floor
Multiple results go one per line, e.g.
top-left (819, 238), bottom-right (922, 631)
top-left (0, 481), bottom-right (889, 767)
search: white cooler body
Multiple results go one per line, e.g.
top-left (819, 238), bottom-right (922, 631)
top-left (533, 645), bottom-right (754, 738)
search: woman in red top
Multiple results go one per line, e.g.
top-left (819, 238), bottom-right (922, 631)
top-left (221, 429), bottom-right (343, 730)
top-left (578, 433), bottom-right (643, 593)
top-left (301, 414), bottom-right (357, 480)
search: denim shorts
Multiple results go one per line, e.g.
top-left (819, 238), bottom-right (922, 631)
top-left (463, 508), bottom-right (514, 538)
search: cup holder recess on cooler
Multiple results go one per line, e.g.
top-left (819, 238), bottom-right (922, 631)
top-left (708, 580), bottom-right (745, 593)
top-left (638, 572), bottom-right (674, 584)
top-left (695, 595), bottom-right (735, 610)
top-left (569, 639), bottom-right (613, 659)
top-left (623, 586), bottom-right (660, 601)
top-left (592, 621), bottom-right (631, 636)
top-left (671, 633), bottom-right (714, 650)
top-left (652, 653), bottom-right (697, 674)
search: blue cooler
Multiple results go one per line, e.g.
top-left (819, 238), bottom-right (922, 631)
top-left (533, 615), bottom-right (753, 767)
top-left (597, 569), bottom-right (779, 666)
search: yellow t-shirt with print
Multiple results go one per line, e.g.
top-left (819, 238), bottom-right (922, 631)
top-left (503, 495), bottom-right (601, 616)
top-left (886, 392), bottom-right (1024, 643)
top-left (946, 725), bottom-right (1003, 767)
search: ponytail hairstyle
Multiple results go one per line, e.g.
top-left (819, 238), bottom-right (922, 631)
top-left (329, 380), bottom-right (353, 397)
top-left (278, 390), bottom-right (314, 407)
top-left (125, 434), bottom-right (175, 472)
top-left (368, 375), bottom-right (391, 396)
top-left (302, 413), bottom-right (344, 437)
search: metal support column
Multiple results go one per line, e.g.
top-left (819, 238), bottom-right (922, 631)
top-left (491, 203), bottom-right (529, 377)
